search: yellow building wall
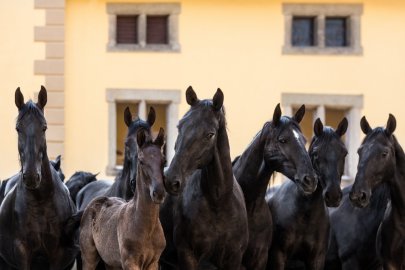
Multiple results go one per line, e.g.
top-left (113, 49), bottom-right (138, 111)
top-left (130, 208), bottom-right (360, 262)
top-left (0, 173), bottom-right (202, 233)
top-left (64, 0), bottom-right (405, 179)
top-left (0, 2), bottom-right (44, 179)
top-left (1, 0), bottom-right (404, 181)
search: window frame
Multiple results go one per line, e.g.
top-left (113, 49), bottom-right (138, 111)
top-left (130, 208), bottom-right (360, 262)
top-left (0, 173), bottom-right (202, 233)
top-left (106, 88), bottom-right (181, 176)
top-left (282, 93), bottom-right (364, 183)
top-left (107, 3), bottom-right (181, 52)
top-left (282, 4), bottom-right (363, 55)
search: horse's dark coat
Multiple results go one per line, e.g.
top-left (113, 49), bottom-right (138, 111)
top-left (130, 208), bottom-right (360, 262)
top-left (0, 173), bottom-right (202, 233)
top-left (350, 115), bottom-right (405, 269)
top-left (232, 104), bottom-right (317, 270)
top-left (0, 87), bottom-right (78, 269)
top-left (267, 117), bottom-right (347, 270)
top-left (161, 87), bottom-right (248, 270)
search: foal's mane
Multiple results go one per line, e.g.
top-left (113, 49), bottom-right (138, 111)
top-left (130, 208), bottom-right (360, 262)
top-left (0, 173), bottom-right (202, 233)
top-left (16, 101), bottom-right (45, 123)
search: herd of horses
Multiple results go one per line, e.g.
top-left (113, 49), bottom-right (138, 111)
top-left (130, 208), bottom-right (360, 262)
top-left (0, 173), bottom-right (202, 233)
top-left (0, 85), bottom-right (403, 270)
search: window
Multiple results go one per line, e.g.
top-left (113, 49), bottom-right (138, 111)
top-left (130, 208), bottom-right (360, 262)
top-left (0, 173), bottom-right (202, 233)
top-left (282, 93), bottom-right (364, 183)
top-left (106, 89), bottom-right (181, 176)
top-left (283, 4), bottom-right (363, 55)
top-left (107, 3), bottom-right (180, 52)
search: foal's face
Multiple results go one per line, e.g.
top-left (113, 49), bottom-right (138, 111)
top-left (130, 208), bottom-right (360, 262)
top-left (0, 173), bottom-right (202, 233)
top-left (350, 115), bottom-right (396, 208)
top-left (137, 128), bottom-right (166, 203)
top-left (15, 87), bottom-right (48, 190)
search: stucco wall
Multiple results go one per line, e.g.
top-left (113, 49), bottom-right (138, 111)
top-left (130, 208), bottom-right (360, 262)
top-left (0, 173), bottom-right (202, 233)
top-left (0, 0), bottom-right (405, 181)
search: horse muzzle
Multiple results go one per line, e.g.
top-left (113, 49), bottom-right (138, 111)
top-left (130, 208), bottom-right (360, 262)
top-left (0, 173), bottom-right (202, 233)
top-left (22, 172), bottom-right (41, 189)
top-left (349, 190), bottom-right (370, 208)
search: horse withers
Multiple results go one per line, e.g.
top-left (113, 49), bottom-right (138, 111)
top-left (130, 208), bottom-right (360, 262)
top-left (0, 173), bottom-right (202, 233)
top-left (0, 87), bottom-right (78, 269)
top-left (80, 128), bottom-right (166, 270)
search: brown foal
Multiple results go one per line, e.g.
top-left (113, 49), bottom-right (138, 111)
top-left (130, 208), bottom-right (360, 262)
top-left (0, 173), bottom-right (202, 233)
top-left (80, 128), bottom-right (166, 270)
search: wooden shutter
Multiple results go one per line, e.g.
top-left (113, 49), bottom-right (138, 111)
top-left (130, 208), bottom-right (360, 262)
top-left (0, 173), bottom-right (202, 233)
top-left (146, 15), bottom-right (168, 44)
top-left (116, 15), bottom-right (138, 44)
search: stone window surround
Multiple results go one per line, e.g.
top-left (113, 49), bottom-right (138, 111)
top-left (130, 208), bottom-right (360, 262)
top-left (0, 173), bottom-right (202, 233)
top-left (283, 3), bottom-right (363, 55)
top-left (107, 3), bottom-right (181, 52)
top-left (106, 88), bottom-right (181, 176)
top-left (282, 93), bottom-right (364, 182)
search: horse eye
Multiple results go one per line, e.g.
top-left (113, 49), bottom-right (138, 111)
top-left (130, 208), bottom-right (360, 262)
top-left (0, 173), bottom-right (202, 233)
top-left (278, 137), bottom-right (287, 144)
top-left (382, 151), bottom-right (389, 157)
top-left (206, 133), bottom-right (215, 140)
top-left (43, 126), bottom-right (47, 132)
top-left (16, 127), bottom-right (20, 133)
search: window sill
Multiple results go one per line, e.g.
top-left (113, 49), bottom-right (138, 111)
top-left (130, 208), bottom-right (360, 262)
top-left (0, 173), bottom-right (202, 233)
top-left (107, 43), bottom-right (181, 53)
top-left (282, 45), bottom-right (363, 56)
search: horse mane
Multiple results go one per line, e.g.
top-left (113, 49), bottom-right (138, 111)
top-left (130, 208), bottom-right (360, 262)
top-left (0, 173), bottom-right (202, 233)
top-left (16, 101), bottom-right (45, 123)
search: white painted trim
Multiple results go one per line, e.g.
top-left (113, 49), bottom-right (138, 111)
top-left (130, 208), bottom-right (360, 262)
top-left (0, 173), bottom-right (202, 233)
top-left (106, 88), bottom-right (181, 176)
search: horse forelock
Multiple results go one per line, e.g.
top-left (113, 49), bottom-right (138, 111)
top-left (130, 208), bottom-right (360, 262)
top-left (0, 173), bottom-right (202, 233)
top-left (178, 99), bottom-right (227, 129)
top-left (127, 118), bottom-right (150, 136)
top-left (309, 126), bottom-right (343, 154)
top-left (16, 100), bottom-right (45, 124)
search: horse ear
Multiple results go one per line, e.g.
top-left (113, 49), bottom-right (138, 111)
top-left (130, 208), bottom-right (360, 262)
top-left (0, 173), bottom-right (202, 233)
top-left (124, 107), bottom-right (132, 127)
top-left (154, 127), bottom-right (165, 147)
top-left (53, 155), bottom-right (61, 171)
top-left (360, 116), bottom-right (372, 135)
top-left (385, 114), bottom-right (396, 136)
top-left (212, 88), bottom-right (224, 111)
top-left (313, 118), bottom-right (324, 137)
top-left (147, 106), bottom-right (156, 127)
top-left (37, 85), bottom-right (47, 110)
top-left (186, 86), bottom-right (199, 106)
top-left (15, 87), bottom-right (24, 110)
top-left (136, 129), bottom-right (147, 148)
top-left (272, 103), bottom-right (282, 126)
top-left (336, 117), bottom-right (348, 137)
top-left (293, 105), bottom-right (305, 124)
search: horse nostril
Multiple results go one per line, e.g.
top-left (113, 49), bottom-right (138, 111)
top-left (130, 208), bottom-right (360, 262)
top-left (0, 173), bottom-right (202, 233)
top-left (171, 180), bottom-right (181, 192)
top-left (325, 192), bottom-right (330, 202)
top-left (360, 192), bottom-right (367, 203)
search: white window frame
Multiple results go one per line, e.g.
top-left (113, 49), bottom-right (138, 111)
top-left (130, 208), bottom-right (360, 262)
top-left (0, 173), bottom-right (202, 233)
top-left (282, 3), bottom-right (363, 55)
top-left (107, 3), bottom-right (181, 52)
top-left (106, 88), bottom-right (181, 176)
top-left (282, 93), bottom-right (364, 183)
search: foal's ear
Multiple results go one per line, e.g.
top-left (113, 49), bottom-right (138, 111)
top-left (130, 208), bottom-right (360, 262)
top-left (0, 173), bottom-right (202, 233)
top-left (37, 85), bottom-right (47, 110)
top-left (147, 106), bottom-right (156, 127)
top-left (360, 116), bottom-right (372, 135)
top-left (272, 103), bottom-right (282, 126)
top-left (53, 155), bottom-right (62, 171)
top-left (15, 87), bottom-right (24, 110)
top-left (313, 118), bottom-right (324, 137)
top-left (124, 107), bottom-right (132, 127)
top-left (293, 105), bottom-right (305, 124)
top-left (212, 88), bottom-right (224, 111)
top-left (385, 113), bottom-right (396, 136)
top-left (336, 117), bottom-right (348, 137)
top-left (186, 86), bottom-right (199, 106)
top-left (154, 127), bottom-right (165, 148)
top-left (136, 129), bottom-right (147, 148)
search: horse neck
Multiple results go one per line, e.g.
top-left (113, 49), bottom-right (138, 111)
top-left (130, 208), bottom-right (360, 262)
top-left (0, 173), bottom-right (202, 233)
top-left (389, 137), bottom-right (405, 218)
top-left (234, 128), bottom-right (274, 203)
top-left (200, 122), bottom-right (234, 202)
top-left (131, 167), bottom-right (159, 224)
top-left (111, 157), bottom-right (134, 200)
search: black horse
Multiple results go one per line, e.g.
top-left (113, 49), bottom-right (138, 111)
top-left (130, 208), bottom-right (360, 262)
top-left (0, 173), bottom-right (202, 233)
top-left (65, 171), bottom-right (98, 203)
top-left (0, 155), bottom-right (65, 205)
top-left (75, 106), bottom-right (155, 211)
top-left (350, 114), bottom-right (405, 269)
top-left (232, 104), bottom-right (318, 270)
top-left (325, 183), bottom-right (390, 270)
top-left (267, 117), bottom-right (348, 270)
top-left (163, 87), bottom-right (249, 270)
top-left (0, 87), bottom-right (78, 269)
